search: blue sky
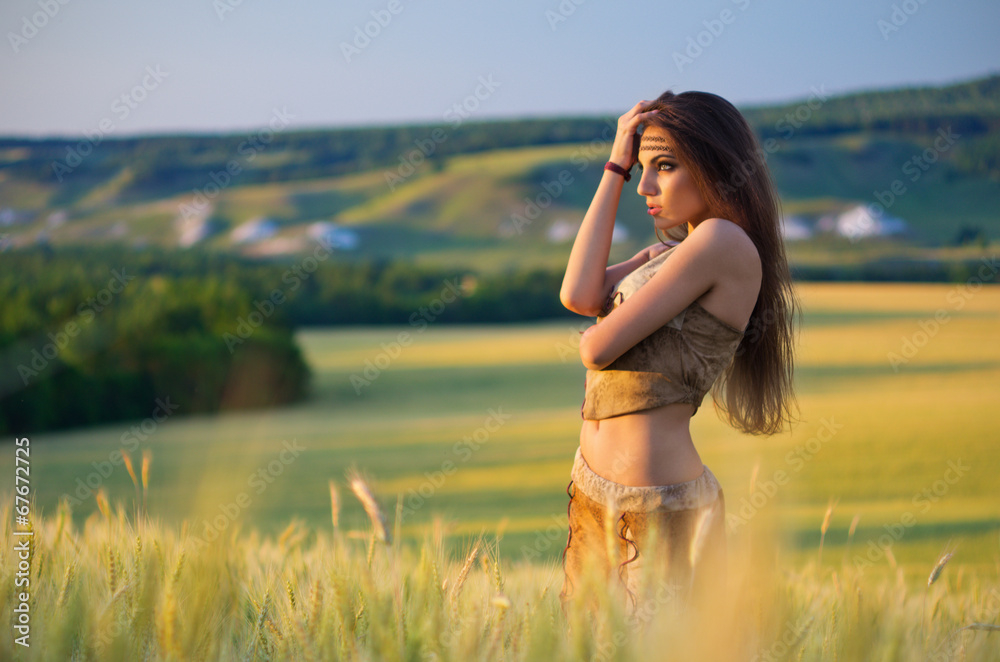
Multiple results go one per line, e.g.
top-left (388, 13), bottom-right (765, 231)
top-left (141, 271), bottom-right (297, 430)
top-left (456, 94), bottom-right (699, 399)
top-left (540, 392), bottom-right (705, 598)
top-left (1, 0), bottom-right (997, 138)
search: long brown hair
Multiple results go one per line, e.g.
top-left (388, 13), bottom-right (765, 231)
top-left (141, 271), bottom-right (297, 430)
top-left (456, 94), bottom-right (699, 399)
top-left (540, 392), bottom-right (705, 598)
top-left (640, 90), bottom-right (800, 435)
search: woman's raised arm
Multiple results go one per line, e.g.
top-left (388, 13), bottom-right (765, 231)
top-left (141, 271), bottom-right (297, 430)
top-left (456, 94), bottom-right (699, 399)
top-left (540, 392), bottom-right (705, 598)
top-left (559, 101), bottom-right (659, 316)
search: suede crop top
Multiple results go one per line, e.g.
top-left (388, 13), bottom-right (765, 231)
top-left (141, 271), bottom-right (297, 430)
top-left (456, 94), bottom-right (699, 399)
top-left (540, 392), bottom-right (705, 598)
top-left (580, 244), bottom-right (745, 420)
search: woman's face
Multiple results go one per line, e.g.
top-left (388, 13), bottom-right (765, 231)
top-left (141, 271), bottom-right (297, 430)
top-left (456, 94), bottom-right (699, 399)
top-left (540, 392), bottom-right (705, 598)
top-left (635, 126), bottom-right (711, 231)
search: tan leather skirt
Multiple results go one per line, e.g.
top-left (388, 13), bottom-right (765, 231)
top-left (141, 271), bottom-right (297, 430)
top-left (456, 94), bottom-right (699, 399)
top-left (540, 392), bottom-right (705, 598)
top-left (559, 446), bottom-right (728, 620)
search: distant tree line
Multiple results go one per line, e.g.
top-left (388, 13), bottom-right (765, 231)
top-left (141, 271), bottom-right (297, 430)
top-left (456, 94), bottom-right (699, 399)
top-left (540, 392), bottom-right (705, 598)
top-left (791, 258), bottom-right (998, 283)
top-left (0, 117), bottom-right (617, 203)
top-left (2, 74), bottom-right (997, 201)
top-left (0, 247), bottom-right (311, 434)
top-left (1, 245), bottom-right (995, 434)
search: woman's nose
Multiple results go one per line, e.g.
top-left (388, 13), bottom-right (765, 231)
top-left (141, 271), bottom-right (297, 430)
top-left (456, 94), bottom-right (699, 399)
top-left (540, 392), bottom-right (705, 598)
top-left (636, 170), bottom-right (658, 196)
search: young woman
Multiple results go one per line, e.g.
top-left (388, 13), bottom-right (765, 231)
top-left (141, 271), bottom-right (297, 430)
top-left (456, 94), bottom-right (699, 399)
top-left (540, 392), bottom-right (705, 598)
top-left (558, 90), bottom-right (798, 619)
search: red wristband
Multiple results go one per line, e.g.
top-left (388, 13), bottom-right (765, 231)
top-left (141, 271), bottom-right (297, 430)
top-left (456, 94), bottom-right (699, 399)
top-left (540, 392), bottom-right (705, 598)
top-left (604, 161), bottom-right (631, 182)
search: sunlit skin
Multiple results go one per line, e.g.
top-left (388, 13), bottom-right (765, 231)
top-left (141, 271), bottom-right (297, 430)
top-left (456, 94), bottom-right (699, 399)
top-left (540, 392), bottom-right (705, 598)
top-left (576, 125), bottom-right (762, 487)
top-left (635, 128), bottom-right (712, 236)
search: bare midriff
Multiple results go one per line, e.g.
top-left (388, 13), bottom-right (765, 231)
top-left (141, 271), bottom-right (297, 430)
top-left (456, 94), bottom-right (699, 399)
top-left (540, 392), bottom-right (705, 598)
top-left (579, 402), bottom-right (706, 487)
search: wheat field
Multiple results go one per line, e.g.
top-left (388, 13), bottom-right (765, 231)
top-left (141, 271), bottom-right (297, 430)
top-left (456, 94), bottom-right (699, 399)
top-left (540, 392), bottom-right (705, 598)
top-left (1, 281), bottom-right (999, 660)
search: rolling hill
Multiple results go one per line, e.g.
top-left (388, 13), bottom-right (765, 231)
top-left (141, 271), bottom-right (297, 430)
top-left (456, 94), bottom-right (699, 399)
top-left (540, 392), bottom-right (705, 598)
top-left (1, 73), bottom-right (998, 273)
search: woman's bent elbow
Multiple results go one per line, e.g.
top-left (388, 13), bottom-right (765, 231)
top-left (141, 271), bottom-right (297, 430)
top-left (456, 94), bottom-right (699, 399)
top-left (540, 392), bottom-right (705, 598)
top-left (580, 353), bottom-right (606, 371)
top-left (560, 293), bottom-right (600, 317)
top-left (578, 340), bottom-right (606, 370)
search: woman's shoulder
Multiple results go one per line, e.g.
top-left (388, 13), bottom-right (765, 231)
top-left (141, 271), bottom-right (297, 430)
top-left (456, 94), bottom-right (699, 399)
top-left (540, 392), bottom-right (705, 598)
top-left (690, 217), bottom-right (752, 243)
top-left (686, 218), bottom-right (760, 269)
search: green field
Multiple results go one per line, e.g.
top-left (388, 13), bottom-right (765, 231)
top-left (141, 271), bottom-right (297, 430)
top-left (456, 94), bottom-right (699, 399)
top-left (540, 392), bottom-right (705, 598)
top-left (3, 282), bottom-right (1000, 660)
top-left (5, 281), bottom-right (999, 582)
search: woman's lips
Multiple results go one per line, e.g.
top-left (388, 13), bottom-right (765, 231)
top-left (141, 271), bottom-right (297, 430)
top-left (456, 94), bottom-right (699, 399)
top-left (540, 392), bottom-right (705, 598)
top-left (647, 206), bottom-right (662, 216)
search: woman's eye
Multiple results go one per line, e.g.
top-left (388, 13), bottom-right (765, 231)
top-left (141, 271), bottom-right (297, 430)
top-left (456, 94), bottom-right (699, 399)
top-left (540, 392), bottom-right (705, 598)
top-left (657, 162), bottom-right (675, 172)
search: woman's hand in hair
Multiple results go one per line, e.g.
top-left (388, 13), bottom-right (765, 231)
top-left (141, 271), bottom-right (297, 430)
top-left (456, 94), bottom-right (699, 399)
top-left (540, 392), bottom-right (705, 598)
top-left (609, 101), bottom-right (659, 170)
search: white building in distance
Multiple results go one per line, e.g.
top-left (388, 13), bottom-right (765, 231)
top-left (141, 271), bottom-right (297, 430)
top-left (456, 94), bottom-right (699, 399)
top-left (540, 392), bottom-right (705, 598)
top-left (231, 217), bottom-right (279, 244)
top-left (781, 215), bottom-right (813, 240)
top-left (835, 204), bottom-right (907, 240)
top-left (307, 221), bottom-right (359, 249)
